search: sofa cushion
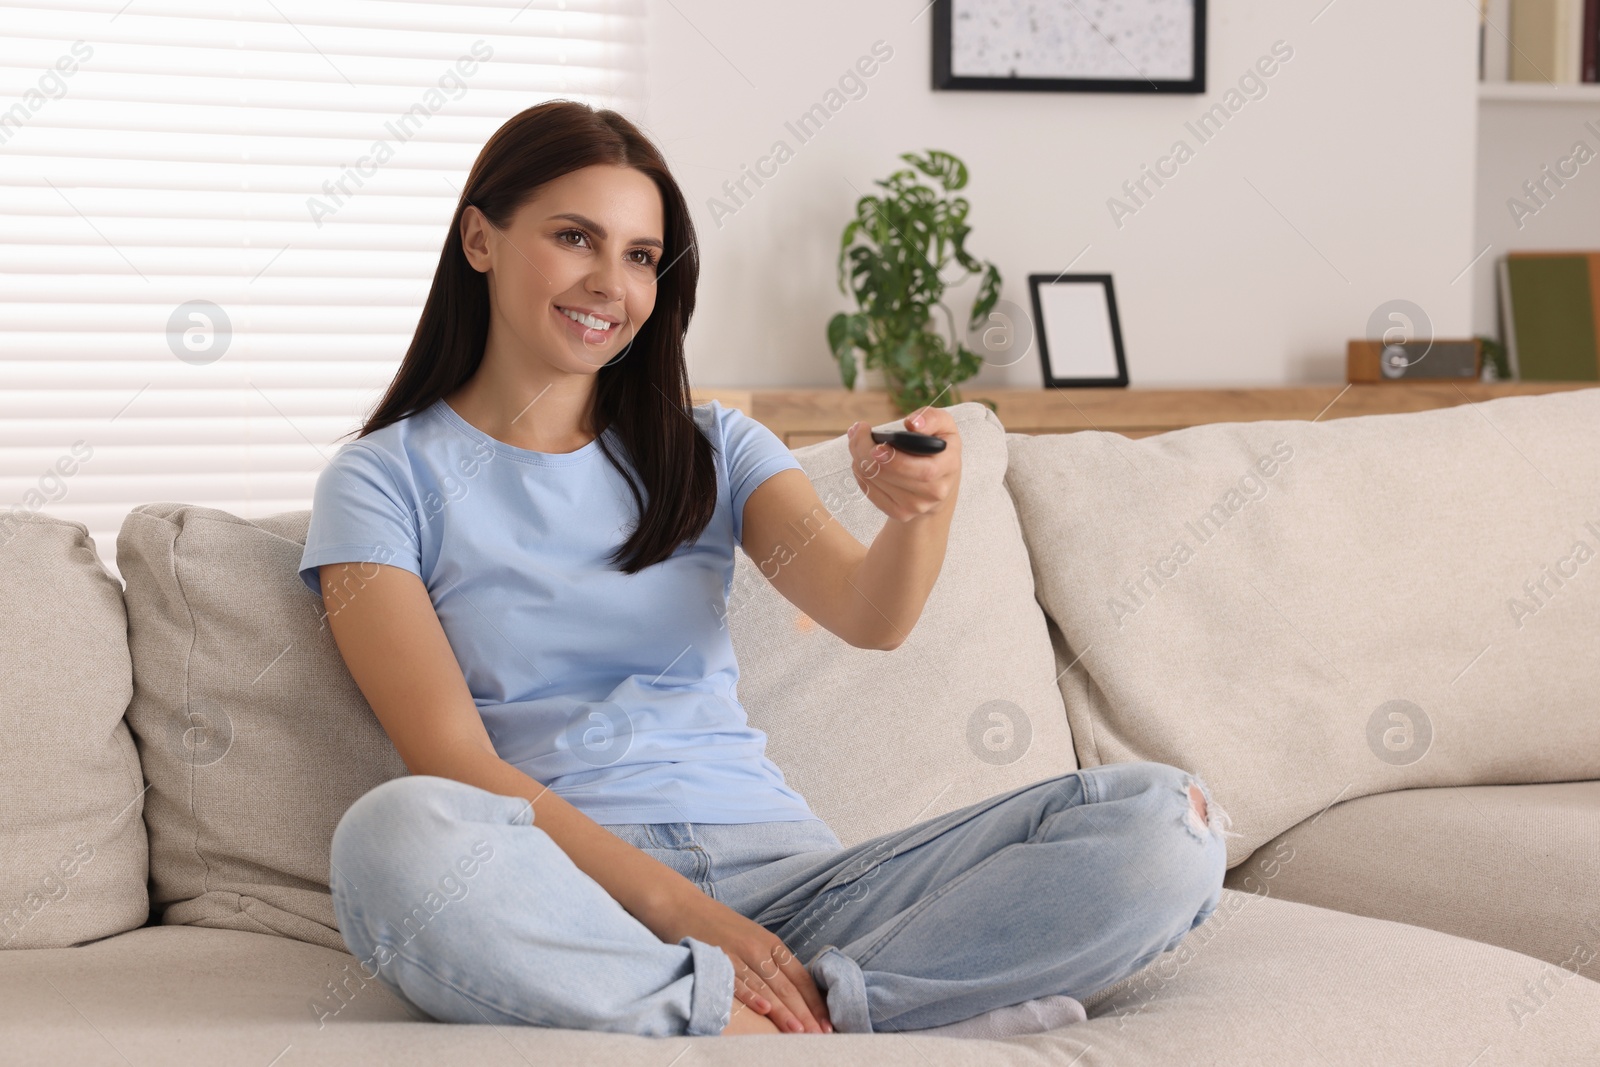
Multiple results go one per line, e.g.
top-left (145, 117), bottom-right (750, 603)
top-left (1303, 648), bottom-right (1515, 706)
top-left (114, 400), bottom-right (1074, 949)
top-left (118, 503), bottom-right (409, 952)
top-left (3, 895), bottom-right (1594, 1064)
top-left (0, 511), bottom-right (148, 948)
top-left (1225, 779), bottom-right (1600, 971)
top-left (1080, 889), bottom-right (1600, 1061)
top-left (1003, 387), bottom-right (1600, 866)
top-left (727, 401), bottom-right (1077, 847)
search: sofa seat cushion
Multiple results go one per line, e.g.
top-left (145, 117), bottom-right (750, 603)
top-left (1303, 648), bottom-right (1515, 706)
top-left (1081, 891), bottom-right (1600, 1062)
top-left (1003, 387), bottom-right (1600, 867)
top-left (3, 896), bottom-right (1595, 1064)
top-left (1225, 779), bottom-right (1600, 972)
top-left (0, 511), bottom-right (148, 949)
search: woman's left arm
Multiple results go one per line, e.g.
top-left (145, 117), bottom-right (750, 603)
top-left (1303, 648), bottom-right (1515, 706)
top-left (739, 407), bottom-right (962, 651)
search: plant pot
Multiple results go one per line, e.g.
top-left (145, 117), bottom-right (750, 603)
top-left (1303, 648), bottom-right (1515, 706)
top-left (853, 363), bottom-right (888, 392)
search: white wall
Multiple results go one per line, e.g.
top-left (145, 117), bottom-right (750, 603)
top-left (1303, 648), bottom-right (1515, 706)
top-left (1472, 99), bottom-right (1600, 339)
top-left (640, 0), bottom-right (1481, 389)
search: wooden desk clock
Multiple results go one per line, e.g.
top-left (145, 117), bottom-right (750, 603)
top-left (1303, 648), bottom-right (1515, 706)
top-left (1347, 339), bottom-right (1481, 383)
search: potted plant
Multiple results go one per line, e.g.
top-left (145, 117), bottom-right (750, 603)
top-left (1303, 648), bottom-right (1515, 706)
top-left (1475, 334), bottom-right (1510, 381)
top-left (827, 149), bottom-right (1001, 414)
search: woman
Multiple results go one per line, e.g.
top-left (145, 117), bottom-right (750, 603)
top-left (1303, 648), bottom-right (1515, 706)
top-left (301, 100), bottom-right (1231, 1040)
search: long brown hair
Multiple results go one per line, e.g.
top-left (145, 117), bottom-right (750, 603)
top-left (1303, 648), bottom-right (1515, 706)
top-left (349, 100), bottom-right (715, 575)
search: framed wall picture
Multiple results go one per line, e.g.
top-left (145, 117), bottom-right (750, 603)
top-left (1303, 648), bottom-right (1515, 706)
top-left (932, 0), bottom-right (1206, 94)
top-left (1029, 274), bottom-right (1129, 388)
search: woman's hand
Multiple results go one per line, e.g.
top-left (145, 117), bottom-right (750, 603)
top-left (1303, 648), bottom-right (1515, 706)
top-left (646, 890), bottom-right (833, 1034)
top-left (846, 406), bottom-right (962, 523)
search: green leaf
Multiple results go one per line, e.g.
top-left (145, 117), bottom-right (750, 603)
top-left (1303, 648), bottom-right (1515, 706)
top-left (839, 218), bottom-right (861, 251)
top-left (900, 150), bottom-right (968, 191)
top-left (827, 311), bottom-right (851, 357)
top-left (828, 312), bottom-right (872, 390)
top-left (882, 334), bottom-right (915, 379)
top-left (969, 263), bottom-right (1002, 330)
top-left (954, 341), bottom-right (983, 379)
top-left (879, 168), bottom-right (919, 195)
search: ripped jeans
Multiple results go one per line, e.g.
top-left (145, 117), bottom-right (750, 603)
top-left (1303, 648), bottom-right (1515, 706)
top-left (328, 760), bottom-right (1233, 1037)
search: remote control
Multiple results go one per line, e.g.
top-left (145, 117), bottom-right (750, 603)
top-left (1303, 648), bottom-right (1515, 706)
top-left (868, 429), bottom-right (947, 455)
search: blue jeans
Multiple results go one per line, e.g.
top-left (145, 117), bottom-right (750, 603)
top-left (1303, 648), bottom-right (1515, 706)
top-left (328, 760), bottom-right (1229, 1037)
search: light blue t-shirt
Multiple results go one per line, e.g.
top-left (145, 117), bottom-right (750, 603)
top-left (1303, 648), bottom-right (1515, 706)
top-left (298, 396), bottom-right (819, 826)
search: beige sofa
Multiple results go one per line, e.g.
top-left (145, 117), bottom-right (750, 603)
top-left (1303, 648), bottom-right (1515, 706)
top-left (4, 389), bottom-right (1598, 1065)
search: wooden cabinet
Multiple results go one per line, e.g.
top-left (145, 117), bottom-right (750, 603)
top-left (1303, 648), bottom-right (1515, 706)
top-left (688, 384), bottom-right (1598, 448)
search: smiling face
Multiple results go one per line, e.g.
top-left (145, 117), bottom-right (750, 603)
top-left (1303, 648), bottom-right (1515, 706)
top-left (459, 163), bottom-right (665, 374)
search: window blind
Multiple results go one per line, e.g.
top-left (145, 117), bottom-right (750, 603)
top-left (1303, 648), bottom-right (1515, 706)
top-left (0, 0), bottom-right (646, 582)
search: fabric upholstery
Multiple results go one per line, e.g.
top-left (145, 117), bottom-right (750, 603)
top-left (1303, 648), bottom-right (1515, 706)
top-left (726, 401), bottom-right (1078, 847)
top-left (2, 892), bottom-right (1594, 1064)
top-left (117, 502), bottom-right (409, 953)
top-left (1003, 387), bottom-right (1600, 867)
top-left (12, 391), bottom-right (1600, 1061)
top-left (0, 511), bottom-right (148, 948)
top-left (1225, 779), bottom-right (1600, 972)
top-left (113, 401), bottom-right (1074, 949)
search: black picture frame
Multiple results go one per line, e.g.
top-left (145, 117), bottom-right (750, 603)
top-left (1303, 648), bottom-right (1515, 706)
top-left (932, 0), bottom-right (1207, 94)
top-left (1029, 274), bottom-right (1129, 388)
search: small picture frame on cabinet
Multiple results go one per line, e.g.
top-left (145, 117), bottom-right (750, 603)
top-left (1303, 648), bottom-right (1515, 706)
top-left (1029, 274), bottom-right (1129, 388)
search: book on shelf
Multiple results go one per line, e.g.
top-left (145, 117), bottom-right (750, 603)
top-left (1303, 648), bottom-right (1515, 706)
top-left (1497, 252), bottom-right (1600, 380)
top-left (1480, 0), bottom-right (1600, 83)
top-left (1587, 0), bottom-right (1600, 80)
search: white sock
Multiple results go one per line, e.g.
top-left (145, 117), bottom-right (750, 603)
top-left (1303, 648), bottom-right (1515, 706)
top-left (900, 993), bottom-right (1088, 1039)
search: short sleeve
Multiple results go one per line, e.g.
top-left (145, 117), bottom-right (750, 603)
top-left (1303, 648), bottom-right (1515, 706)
top-left (298, 442), bottom-right (423, 595)
top-left (714, 400), bottom-right (804, 547)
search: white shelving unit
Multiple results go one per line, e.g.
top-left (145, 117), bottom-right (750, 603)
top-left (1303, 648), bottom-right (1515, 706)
top-left (1470, 76), bottom-right (1600, 340)
top-left (1478, 81), bottom-right (1600, 102)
